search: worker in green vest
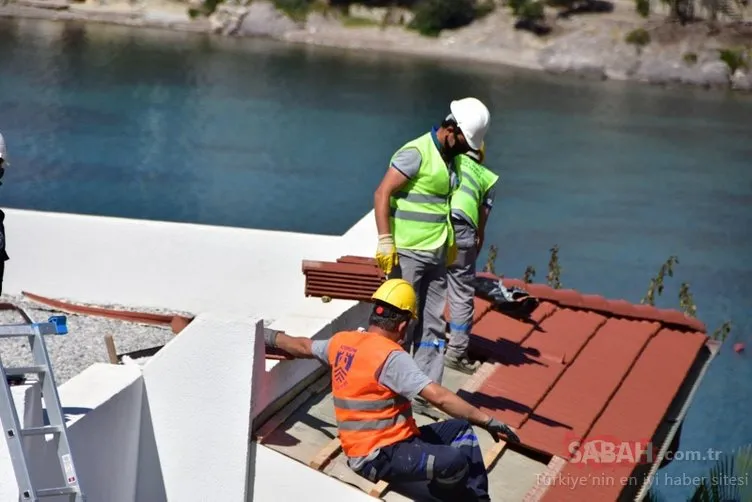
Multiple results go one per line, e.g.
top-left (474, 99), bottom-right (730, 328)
top-left (445, 142), bottom-right (499, 374)
top-left (373, 98), bottom-right (491, 410)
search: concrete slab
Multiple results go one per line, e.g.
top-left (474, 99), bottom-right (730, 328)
top-left (441, 366), bottom-right (470, 394)
top-left (261, 390), bottom-right (337, 463)
top-left (490, 449), bottom-right (548, 502)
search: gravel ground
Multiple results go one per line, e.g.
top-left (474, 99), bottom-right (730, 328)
top-left (0, 294), bottom-right (194, 384)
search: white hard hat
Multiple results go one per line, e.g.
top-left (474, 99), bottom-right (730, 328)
top-left (449, 98), bottom-right (490, 150)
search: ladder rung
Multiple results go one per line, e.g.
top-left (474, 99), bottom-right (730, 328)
top-left (21, 425), bottom-right (62, 436)
top-left (35, 486), bottom-right (81, 497)
top-left (5, 366), bottom-right (47, 377)
top-left (0, 323), bottom-right (59, 337)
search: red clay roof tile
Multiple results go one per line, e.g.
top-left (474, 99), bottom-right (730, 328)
top-left (521, 308), bottom-right (608, 365)
top-left (461, 350), bottom-right (567, 431)
top-left (535, 327), bottom-right (707, 501)
top-left (538, 462), bottom-right (638, 502)
top-left (519, 318), bottom-right (661, 458)
top-left (469, 301), bottom-right (558, 349)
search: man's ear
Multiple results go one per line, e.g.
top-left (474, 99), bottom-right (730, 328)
top-left (398, 319), bottom-right (410, 333)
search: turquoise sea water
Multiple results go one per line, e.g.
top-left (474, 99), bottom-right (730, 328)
top-left (1, 18), bottom-right (750, 501)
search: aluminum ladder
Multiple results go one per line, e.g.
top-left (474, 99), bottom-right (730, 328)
top-left (0, 310), bottom-right (85, 501)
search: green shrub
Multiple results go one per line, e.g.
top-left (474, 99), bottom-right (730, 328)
top-left (625, 28), bottom-right (650, 47)
top-left (409, 0), bottom-right (492, 37)
top-left (509, 0), bottom-right (544, 19)
top-left (342, 15), bottom-right (379, 27)
top-left (719, 48), bottom-right (749, 73)
top-left (682, 52), bottom-right (698, 65)
top-left (274, 0), bottom-right (315, 21)
top-left (635, 0), bottom-right (650, 17)
top-left (520, 0), bottom-right (545, 19)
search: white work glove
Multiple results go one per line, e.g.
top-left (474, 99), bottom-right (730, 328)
top-left (376, 234), bottom-right (398, 275)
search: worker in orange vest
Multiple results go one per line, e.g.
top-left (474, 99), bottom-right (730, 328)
top-left (265, 279), bottom-right (520, 501)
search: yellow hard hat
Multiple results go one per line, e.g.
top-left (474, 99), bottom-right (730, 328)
top-left (371, 279), bottom-right (418, 320)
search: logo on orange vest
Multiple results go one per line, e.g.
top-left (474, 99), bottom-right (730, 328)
top-left (333, 345), bottom-right (357, 387)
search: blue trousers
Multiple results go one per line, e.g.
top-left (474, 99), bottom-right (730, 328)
top-left (355, 419), bottom-right (490, 501)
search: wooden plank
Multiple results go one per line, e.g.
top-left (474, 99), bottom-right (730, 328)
top-left (310, 438), bottom-right (342, 471)
top-left (483, 440), bottom-right (508, 470)
top-left (368, 480), bottom-right (390, 498)
top-left (104, 334), bottom-right (119, 364)
top-left (256, 375), bottom-right (331, 442)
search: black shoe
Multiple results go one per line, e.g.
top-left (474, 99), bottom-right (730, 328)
top-left (444, 354), bottom-right (481, 375)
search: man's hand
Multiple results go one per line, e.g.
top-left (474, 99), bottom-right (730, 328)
top-left (483, 418), bottom-right (520, 444)
top-left (376, 234), bottom-right (398, 275)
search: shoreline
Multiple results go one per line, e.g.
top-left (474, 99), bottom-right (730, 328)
top-left (1, 0), bottom-right (750, 93)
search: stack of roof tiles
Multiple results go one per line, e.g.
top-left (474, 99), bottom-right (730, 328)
top-left (301, 257), bottom-right (713, 501)
top-left (302, 256), bottom-right (384, 301)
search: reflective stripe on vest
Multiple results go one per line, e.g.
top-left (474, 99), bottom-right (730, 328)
top-left (450, 154), bottom-right (500, 228)
top-left (327, 331), bottom-right (420, 457)
top-left (389, 133), bottom-right (453, 251)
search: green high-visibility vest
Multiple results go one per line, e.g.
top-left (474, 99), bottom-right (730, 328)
top-left (389, 133), bottom-right (454, 251)
top-left (451, 154), bottom-right (499, 229)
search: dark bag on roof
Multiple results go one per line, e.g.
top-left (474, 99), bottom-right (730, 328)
top-left (472, 276), bottom-right (539, 318)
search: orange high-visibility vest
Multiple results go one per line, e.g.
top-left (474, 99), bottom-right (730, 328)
top-left (327, 331), bottom-right (420, 458)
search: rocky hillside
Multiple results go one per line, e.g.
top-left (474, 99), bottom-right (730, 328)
top-left (1, 0), bottom-right (751, 91)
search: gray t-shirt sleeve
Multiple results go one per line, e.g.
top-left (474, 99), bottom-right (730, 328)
top-left (378, 351), bottom-right (432, 400)
top-left (390, 147), bottom-right (422, 179)
top-left (482, 185), bottom-right (497, 209)
top-left (310, 340), bottom-right (331, 366)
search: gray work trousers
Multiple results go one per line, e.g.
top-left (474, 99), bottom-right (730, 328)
top-left (446, 220), bottom-right (478, 359)
top-left (389, 248), bottom-right (448, 385)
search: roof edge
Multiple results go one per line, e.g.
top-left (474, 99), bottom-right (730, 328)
top-left (632, 338), bottom-right (722, 501)
top-left (478, 273), bottom-right (707, 333)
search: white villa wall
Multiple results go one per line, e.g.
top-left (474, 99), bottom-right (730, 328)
top-left (2, 208), bottom-right (376, 319)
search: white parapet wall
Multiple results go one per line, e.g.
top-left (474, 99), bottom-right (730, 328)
top-left (141, 312), bottom-right (266, 501)
top-left (2, 208), bottom-right (377, 319)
